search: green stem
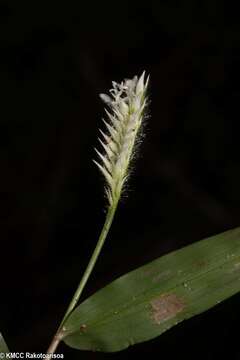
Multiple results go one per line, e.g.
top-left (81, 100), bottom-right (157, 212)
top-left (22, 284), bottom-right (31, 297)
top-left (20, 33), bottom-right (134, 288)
top-left (46, 201), bottom-right (118, 354)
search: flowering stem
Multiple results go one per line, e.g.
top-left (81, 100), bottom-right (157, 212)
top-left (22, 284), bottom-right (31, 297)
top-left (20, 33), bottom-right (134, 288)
top-left (47, 72), bottom-right (149, 354)
top-left (46, 200), bottom-right (119, 354)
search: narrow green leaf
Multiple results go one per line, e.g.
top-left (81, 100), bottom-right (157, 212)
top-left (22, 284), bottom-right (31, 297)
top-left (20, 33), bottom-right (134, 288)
top-left (0, 332), bottom-right (9, 354)
top-left (63, 227), bottom-right (240, 352)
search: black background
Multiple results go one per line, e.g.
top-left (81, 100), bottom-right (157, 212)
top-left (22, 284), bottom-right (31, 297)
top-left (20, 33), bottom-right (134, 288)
top-left (1, 1), bottom-right (238, 359)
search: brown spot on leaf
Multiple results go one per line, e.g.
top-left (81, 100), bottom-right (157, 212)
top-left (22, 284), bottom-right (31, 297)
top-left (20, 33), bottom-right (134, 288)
top-left (150, 293), bottom-right (185, 324)
top-left (80, 324), bottom-right (87, 332)
top-left (194, 260), bottom-right (207, 268)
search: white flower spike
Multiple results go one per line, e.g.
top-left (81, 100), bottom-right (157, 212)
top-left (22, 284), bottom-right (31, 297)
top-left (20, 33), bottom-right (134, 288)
top-left (94, 72), bottom-right (149, 206)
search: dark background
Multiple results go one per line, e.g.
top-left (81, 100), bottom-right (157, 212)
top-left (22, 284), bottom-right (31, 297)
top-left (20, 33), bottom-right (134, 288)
top-left (0, 1), bottom-right (238, 359)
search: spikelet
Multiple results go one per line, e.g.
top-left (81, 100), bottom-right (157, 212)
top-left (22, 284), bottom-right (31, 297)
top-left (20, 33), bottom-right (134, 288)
top-left (94, 72), bottom-right (149, 206)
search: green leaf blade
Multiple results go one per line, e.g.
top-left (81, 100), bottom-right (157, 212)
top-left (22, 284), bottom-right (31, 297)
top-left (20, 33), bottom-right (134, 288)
top-left (63, 227), bottom-right (240, 352)
top-left (0, 332), bottom-right (9, 354)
